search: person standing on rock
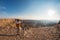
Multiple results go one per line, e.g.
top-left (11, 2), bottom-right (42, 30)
top-left (15, 19), bottom-right (22, 35)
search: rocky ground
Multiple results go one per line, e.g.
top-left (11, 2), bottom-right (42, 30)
top-left (0, 26), bottom-right (59, 40)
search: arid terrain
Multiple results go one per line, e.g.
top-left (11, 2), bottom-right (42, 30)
top-left (0, 19), bottom-right (60, 40)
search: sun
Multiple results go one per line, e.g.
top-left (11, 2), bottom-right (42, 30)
top-left (46, 9), bottom-right (56, 20)
top-left (47, 9), bottom-right (55, 17)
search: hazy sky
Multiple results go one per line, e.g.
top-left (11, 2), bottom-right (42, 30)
top-left (0, 0), bottom-right (60, 20)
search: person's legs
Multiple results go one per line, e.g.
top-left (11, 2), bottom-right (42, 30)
top-left (16, 24), bottom-right (19, 35)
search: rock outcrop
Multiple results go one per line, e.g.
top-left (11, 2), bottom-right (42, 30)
top-left (0, 19), bottom-right (60, 40)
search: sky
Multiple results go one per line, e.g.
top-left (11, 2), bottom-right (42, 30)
top-left (0, 0), bottom-right (60, 20)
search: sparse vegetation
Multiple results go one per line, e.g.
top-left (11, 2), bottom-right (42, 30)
top-left (0, 19), bottom-right (60, 40)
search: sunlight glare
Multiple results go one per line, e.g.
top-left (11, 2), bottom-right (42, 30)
top-left (47, 9), bottom-right (55, 17)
